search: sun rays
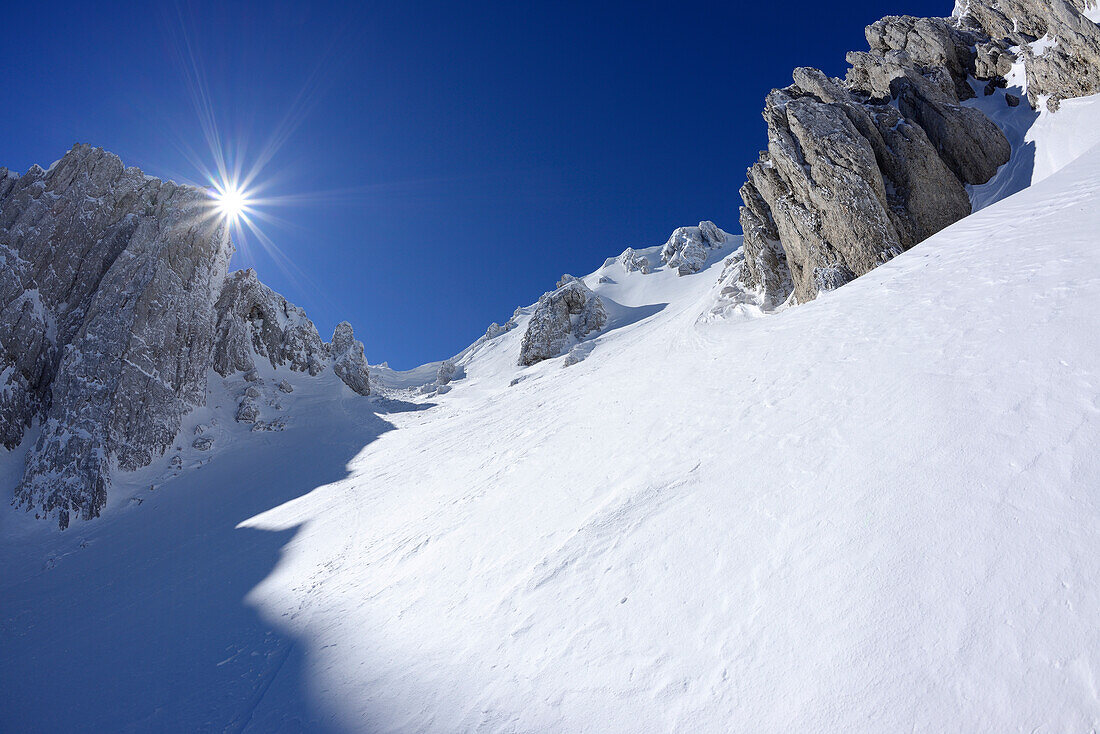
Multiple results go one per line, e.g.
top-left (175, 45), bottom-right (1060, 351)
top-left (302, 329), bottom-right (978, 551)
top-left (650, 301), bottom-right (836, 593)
top-left (210, 179), bottom-right (251, 223)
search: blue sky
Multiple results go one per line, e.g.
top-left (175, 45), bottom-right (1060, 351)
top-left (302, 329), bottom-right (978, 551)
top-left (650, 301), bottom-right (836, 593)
top-left (2, 0), bottom-right (947, 368)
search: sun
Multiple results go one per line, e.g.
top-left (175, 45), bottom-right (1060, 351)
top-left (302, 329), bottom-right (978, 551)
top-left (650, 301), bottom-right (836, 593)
top-left (211, 181), bottom-right (251, 223)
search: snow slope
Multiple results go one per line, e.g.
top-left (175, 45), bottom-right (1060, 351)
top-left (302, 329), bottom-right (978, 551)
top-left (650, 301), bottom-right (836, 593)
top-left (3, 96), bottom-right (1100, 731)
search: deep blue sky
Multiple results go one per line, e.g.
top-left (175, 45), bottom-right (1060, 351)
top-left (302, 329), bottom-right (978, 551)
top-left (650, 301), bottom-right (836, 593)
top-left (2, 0), bottom-right (948, 368)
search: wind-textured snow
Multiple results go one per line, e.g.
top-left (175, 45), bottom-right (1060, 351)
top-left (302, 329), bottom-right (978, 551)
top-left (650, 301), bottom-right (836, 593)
top-left (2, 97), bottom-right (1100, 733)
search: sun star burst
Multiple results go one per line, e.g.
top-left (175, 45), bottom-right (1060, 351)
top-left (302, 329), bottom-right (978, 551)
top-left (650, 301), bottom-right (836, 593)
top-left (212, 181), bottom-right (251, 223)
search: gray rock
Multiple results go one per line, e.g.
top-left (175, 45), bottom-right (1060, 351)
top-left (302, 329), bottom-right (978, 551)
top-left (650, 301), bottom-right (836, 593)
top-left (958, 0), bottom-right (1100, 109)
top-left (236, 399), bottom-right (260, 424)
top-left (484, 319), bottom-right (517, 339)
top-left (728, 0), bottom-right (1097, 307)
top-left (739, 68), bottom-right (971, 303)
top-left (277, 379), bottom-right (294, 393)
top-left (1, 145), bottom-right (232, 529)
top-left (738, 180), bottom-right (792, 305)
top-left (437, 359), bottom-right (459, 385)
top-left (845, 50), bottom-right (1010, 185)
top-left (892, 73), bottom-right (1011, 185)
top-left (251, 417), bottom-right (286, 432)
top-left (1006, 93), bottom-right (1022, 107)
top-left (617, 247), bottom-right (652, 274)
top-left (330, 321), bottom-right (371, 396)
top-left (0, 146), bottom-right (374, 528)
top-left (192, 436), bottom-right (213, 451)
top-left (864, 15), bottom-right (979, 100)
top-left (813, 263), bottom-right (858, 292)
top-left (659, 221), bottom-right (729, 276)
top-left (518, 279), bottom-right (607, 366)
top-left (974, 40), bottom-right (1016, 80)
top-left (243, 385), bottom-right (261, 398)
top-left (213, 269), bottom-right (328, 377)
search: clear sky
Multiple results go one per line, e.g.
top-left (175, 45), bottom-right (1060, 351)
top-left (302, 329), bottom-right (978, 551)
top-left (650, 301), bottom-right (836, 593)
top-left (2, 0), bottom-right (948, 369)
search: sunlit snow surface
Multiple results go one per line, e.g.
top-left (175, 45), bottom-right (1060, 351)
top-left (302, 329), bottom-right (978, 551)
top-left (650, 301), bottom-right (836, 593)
top-left (3, 95), bottom-right (1100, 732)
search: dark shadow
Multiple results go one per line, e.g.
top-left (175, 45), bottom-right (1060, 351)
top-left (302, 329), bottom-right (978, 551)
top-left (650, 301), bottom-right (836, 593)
top-left (370, 395), bottom-right (437, 414)
top-left (603, 300), bottom-right (667, 332)
top-left (0, 400), bottom-right (404, 732)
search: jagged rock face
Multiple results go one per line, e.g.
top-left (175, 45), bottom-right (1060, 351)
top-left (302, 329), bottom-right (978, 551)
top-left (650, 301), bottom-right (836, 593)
top-left (892, 72), bottom-right (1012, 185)
top-left (518, 279), bottom-right (607, 366)
top-left (845, 49), bottom-right (1011, 185)
top-left (213, 269), bottom-right (329, 377)
top-left (0, 145), bottom-right (233, 529)
top-left (213, 275), bottom-right (370, 397)
top-left (437, 359), bottom-right (458, 385)
top-left (733, 0), bottom-right (1100, 305)
top-left (660, 221), bottom-right (729, 276)
top-left (736, 0), bottom-right (1100, 306)
top-left (957, 0), bottom-right (1100, 109)
top-left (330, 321), bottom-right (371, 396)
top-left (1, 146), bottom-right (372, 528)
top-left (864, 15), bottom-right (980, 100)
top-left (739, 68), bottom-right (973, 303)
top-left (738, 181), bottom-right (792, 305)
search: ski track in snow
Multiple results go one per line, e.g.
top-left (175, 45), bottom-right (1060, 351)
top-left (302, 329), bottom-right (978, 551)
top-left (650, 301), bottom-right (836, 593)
top-left (2, 95), bottom-right (1100, 732)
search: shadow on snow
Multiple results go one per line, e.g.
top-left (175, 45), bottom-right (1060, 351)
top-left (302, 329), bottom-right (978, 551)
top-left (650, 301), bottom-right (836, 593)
top-left (0, 397), bottom-right (431, 733)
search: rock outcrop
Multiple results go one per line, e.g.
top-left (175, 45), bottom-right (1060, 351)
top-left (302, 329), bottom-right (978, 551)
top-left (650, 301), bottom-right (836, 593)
top-left (0, 145), bottom-right (371, 528)
top-left (617, 247), bottom-right (652, 274)
top-left (212, 272), bottom-right (371, 396)
top-left (734, 0), bottom-right (1100, 305)
top-left (330, 321), bottom-right (372, 397)
top-left (212, 269), bottom-right (329, 377)
top-left (519, 277), bottom-right (607, 366)
top-left (958, 0), bottom-right (1100, 110)
top-left (659, 221), bottom-right (730, 276)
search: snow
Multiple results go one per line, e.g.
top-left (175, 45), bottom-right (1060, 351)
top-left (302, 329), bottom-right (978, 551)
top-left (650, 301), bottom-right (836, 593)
top-left (1029, 34), bottom-right (1058, 57)
top-left (966, 82), bottom-right (1100, 211)
top-left (964, 75), bottom-right (1039, 210)
top-left (369, 360), bottom-right (443, 392)
top-left (1026, 92), bottom-right (1100, 183)
top-left (3, 96), bottom-right (1100, 732)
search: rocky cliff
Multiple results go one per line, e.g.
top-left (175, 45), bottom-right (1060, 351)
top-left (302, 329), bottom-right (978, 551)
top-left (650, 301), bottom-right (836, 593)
top-left (735, 0), bottom-right (1100, 306)
top-left (0, 145), bottom-right (370, 528)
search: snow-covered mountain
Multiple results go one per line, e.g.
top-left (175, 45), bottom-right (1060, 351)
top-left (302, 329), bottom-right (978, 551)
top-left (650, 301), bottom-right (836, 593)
top-left (3, 0), bottom-right (1100, 731)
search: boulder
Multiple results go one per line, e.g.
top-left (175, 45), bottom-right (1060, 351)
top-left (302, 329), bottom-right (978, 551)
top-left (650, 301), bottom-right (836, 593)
top-left (236, 399), bottom-right (260, 424)
top-left (518, 279), bottom-right (607, 366)
top-left (330, 321), bottom-right (371, 396)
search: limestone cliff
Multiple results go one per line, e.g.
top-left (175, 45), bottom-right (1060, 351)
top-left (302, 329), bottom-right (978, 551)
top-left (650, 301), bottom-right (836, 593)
top-left (0, 145), bottom-right (369, 528)
top-left (735, 0), bottom-right (1100, 306)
